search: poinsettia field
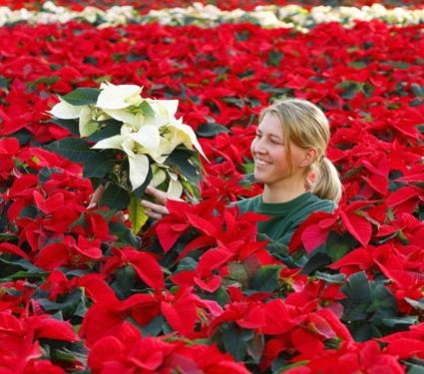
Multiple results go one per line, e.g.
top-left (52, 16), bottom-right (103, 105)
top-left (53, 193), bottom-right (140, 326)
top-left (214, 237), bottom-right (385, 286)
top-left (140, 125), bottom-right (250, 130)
top-left (0, 1), bottom-right (423, 373)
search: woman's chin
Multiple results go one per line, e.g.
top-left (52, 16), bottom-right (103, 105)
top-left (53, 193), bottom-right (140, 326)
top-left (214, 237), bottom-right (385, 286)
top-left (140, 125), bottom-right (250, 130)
top-left (253, 172), bottom-right (267, 184)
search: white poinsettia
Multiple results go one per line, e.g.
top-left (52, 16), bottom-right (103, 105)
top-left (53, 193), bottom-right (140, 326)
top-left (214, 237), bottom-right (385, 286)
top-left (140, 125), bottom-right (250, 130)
top-left (102, 108), bottom-right (145, 131)
top-left (143, 99), bottom-right (179, 128)
top-left (93, 92), bottom-right (206, 190)
top-left (166, 117), bottom-right (207, 160)
top-left (49, 82), bottom-right (205, 196)
top-left (78, 106), bottom-right (99, 137)
top-left (149, 166), bottom-right (183, 199)
top-left (166, 171), bottom-right (183, 199)
top-left (121, 138), bottom-right (150, 190)
top-left (129, 125), bottom-right (161, 154)
top-left (97, 82), bottom-right (143, 110)
top-left (92, 123), bottom-right (163, 190)
top-left (150, 166), bottom-right (167, 187)
top-left (48, 98), bottom-right (86, 119)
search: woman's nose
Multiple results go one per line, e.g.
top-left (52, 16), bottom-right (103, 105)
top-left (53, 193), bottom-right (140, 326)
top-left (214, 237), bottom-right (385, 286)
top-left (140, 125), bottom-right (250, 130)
top-left (252, 138), bottom-right (267, 154)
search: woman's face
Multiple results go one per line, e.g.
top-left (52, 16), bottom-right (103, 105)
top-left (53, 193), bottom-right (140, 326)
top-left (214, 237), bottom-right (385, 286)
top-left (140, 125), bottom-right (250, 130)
top-left (250, 113), bottom-right (307, 187)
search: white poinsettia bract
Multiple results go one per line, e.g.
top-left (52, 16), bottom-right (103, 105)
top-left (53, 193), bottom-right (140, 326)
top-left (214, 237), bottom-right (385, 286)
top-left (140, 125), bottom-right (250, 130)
top-left (49, 82), bottom-right (205, 195)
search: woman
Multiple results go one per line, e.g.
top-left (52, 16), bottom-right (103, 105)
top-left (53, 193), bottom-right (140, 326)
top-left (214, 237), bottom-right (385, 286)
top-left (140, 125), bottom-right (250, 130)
top-left (234, 98), bottom-right (341, 250)
top-left (94, 98), bottom-right (342, 256)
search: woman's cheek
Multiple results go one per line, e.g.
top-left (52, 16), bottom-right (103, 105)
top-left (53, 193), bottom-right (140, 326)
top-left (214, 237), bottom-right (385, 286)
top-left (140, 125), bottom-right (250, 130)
top-left (250, 139), bottom-right (256, 154)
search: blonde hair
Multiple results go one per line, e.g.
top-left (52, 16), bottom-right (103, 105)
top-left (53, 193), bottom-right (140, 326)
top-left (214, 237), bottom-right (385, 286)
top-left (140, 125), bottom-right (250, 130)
top-left (259, 98), bottom-right (342, 203)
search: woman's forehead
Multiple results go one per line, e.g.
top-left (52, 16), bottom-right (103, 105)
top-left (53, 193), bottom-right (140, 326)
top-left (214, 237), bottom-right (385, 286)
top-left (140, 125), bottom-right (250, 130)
top-left (258, 113), bottom-right (284, 136)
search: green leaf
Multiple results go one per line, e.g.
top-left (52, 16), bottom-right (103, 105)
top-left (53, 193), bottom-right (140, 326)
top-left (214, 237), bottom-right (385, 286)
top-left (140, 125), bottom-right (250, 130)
top-left (315, 271), bottom-right (345, 284)
top-left (405, 297), bottom-right (424, 311)
top-left (196, 123), bottom-right (230, 138)
top-left (0, 75), bottom-right (9, 89)
top-left (0, 270), bottom-right (47, 281)
top-left (341, 271), bottom-right (373, 321)
top-left (82, 151), bottom-right (118, 179)
top-left (300, 251), bottom-right (331, 275)
top-left (109, 221), bottom-right (141, 248)
top-left (45, 138), bottom-right (93, 164)
top-left (176, 257), bottom-right (199, 273)
top-left (222, 97), bottom-right (245, 109)
top-left (348, 61), bottom-right (368, 69)
top-left (268, 50), bottom-right (283, 67)
top-left (0, 233), bottom-right (18, 243)
top-left (49, 118), bottom-right (79, 136)
top-left (140, 315), bottom-right (165, 337)
top-left (411, 83), bottom-right (424, 98)
top-left (235, 30), bottom-right (250, 41)
top-left (0, 257), bottom-right (42, 281)
top-left (222, 323), bottom-right (254, 361)
top-left (126, 53), bottom-right (146, 62)
top-left (350, 322), bottom-right (381, 342)
top-left (369, 283), bottom-right (397, 323)
top-left (275, 360), bottom-right (309, 373)
top-left (257, 83), bottom-right (292, 95)
top-left (13, 129), bottom-right (34, 146)
top-left (165, 149), bottom-right (202, 186)
top-left (387, 60), bottom-right (410, 70)
top-left (38, 288), bottom-right (85, 318)
top-left (39, 167), bottom-right (63, 184)
top-left (46, 138), bottom-right (116, 179)
top-left (325, 231), bottom-right (355, 261)
top-left (86, 119), bottom-right (122, 142)
top-left (381, 315), bottom-right (418, 327)
top-left (227, 262), bottom-right (249, 289)
top-left (19, 205), bottom-right (38, 219)
top-left (406, 361), bottom-right (424, 374)
top-left (247, 333), bottom-right (264, 364)
top-left (336, 81), bottom-right (362, 100)
top-left (128, 193), bottom-right (149, 235)
top-left (61, 88), bottom-right (100, 106)
top-left (251, 265), bottom-right (282, 293)
top-left (111, 265), bottom-right (136, 299)
top-left (210, 286), bottom-right (230, 307)
top-left (30, 76), bottom-right (60, 88)
top-left (99, 183), bottom-right (130, 211)
top-left (11, 258), bottom-right (45, 272)
top-left (53, 346), bottom-right (88, 367)
top-left (341, 271), bottom-right (397, 326)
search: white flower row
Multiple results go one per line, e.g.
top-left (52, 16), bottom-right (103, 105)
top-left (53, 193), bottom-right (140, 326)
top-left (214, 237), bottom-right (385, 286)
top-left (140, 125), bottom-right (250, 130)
top-left (1, 1), bottom-right (423, 30)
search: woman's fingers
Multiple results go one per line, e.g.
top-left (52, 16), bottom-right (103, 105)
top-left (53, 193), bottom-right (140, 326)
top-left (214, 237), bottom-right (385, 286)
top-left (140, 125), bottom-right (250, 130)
top-left (88, 184), bottom-right (171, 221)
top-left (88, 184), bottom-right (105, 209)
top-left (141, 199), bottom-right (170, 217)
top-left (115, 210), bottom-right (128, 223)
top-left (145, 185), bottom-right (168, 204)
top-left (145, 210), bottom-right (164, 220)
top-left (142, 185), bottom-right (170, 220)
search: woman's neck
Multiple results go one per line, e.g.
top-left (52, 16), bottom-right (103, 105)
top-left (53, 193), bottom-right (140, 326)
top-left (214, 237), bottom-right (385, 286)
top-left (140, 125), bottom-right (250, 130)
top-left (262, 179), bottom-right (307, 204)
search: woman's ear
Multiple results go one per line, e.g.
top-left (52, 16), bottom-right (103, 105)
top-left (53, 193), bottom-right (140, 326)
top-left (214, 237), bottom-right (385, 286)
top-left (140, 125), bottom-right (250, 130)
top-left (300, 148), bottom-right (317, 167)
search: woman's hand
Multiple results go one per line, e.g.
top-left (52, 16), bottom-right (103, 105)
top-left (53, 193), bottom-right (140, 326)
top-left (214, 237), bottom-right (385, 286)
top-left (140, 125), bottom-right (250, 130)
top-left (87, 184), bottom-right (127, 223)
top-left (88, 185), bottom-right (172, 222)
top-left (87, 184), bottom-right (106, 210)
top-left (141, 186), bottom-right (170, 220)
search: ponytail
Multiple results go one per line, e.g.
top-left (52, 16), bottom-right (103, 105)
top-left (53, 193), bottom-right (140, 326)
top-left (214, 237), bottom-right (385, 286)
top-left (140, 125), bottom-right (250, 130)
top-left (311, 157), bottom-right (342, 203)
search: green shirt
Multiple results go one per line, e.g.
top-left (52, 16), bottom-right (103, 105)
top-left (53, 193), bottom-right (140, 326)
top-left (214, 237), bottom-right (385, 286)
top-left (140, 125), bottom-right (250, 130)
top-left (235, 192), bottom-right (336, 262)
